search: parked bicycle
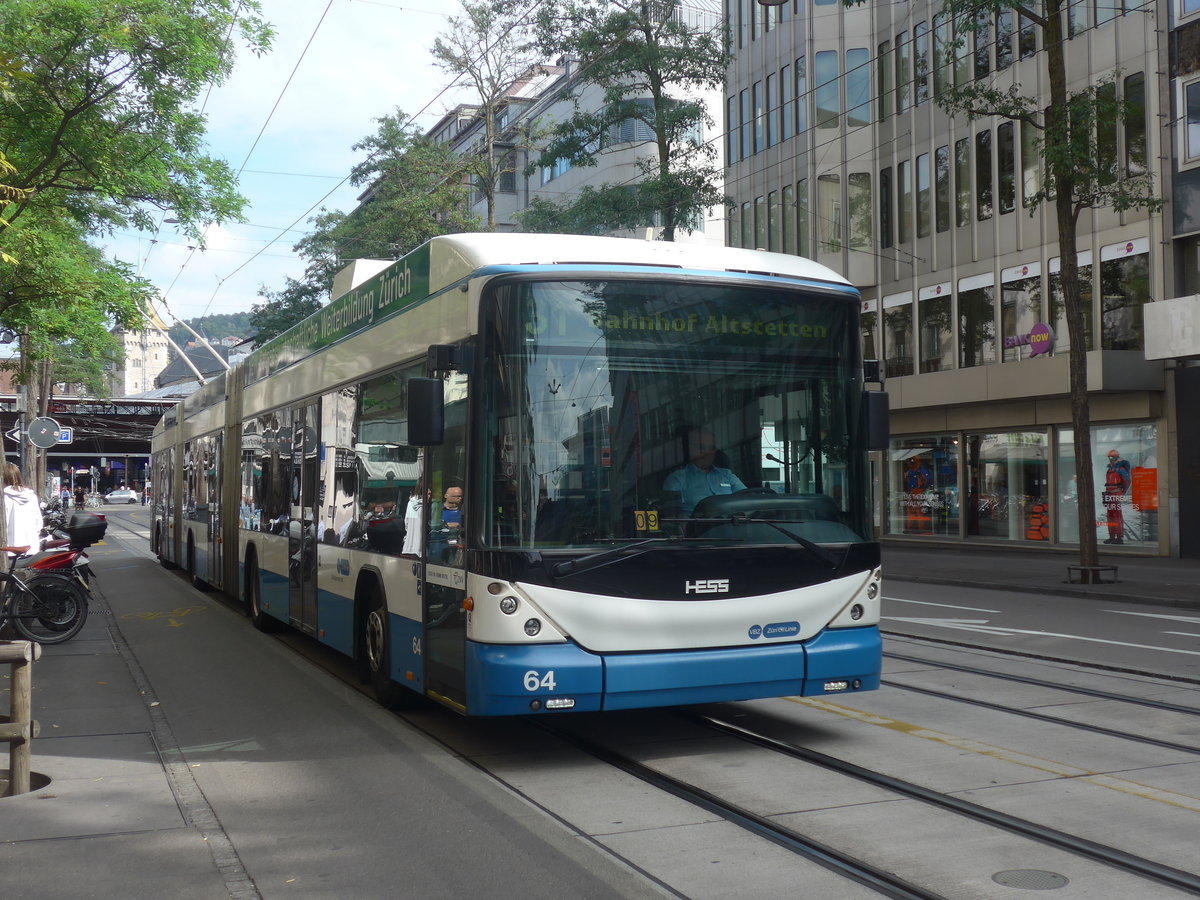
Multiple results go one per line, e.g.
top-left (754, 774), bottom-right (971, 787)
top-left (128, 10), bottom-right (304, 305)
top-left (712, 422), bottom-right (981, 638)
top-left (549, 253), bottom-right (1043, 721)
top-left (0, 547), bottom-right (89, 643)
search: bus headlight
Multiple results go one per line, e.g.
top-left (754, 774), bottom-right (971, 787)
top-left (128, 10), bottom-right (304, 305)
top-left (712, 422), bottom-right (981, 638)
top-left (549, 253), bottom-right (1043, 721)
top-left (499, 596), bottom-right (519, 615)
top-left (866, 582), bottom-right (878, 600)
top-left (850, 604), bottom-right (864, 621)
top-left (524, 618), bottom-right (541, 636)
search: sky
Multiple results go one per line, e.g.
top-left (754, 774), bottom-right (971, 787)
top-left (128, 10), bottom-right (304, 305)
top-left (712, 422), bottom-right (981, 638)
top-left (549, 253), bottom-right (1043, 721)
top-left (103, 0), bottom-right (469, 327)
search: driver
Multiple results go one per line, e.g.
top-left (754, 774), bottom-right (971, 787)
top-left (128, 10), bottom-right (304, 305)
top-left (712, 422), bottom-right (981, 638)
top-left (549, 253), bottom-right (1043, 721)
top-left (664, 428), bottom-right (746, 516)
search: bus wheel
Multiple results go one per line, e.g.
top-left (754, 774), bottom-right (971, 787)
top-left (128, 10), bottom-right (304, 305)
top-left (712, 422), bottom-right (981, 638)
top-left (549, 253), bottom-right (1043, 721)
top-left (364, 586), bottom-right (414, 709)
top-left (247, 557), bottom-right (277, 632)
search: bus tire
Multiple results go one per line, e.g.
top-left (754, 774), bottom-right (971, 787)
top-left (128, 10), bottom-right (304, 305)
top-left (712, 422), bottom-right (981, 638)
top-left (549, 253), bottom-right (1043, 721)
top-left (246, 555), bottom-right (278, 632)
top-left (364, 584), bottom-right (415, 709)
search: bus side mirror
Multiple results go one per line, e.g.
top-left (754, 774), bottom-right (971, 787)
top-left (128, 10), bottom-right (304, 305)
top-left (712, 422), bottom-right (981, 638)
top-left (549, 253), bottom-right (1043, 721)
top-left (408, 378), bottom-right (445, 446)
top-left (865, 390), bottom-right (889, 452)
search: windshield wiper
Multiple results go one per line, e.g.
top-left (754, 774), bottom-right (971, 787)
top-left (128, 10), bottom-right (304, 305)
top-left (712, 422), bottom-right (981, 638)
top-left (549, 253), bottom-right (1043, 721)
top-left (551, 536), bottom-right (694, 578)
top-left (686, 515), bottom-right (844, 569)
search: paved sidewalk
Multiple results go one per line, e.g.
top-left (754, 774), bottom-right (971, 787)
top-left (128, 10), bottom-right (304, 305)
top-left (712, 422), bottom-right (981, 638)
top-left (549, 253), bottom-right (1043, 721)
top-left (882, 540), bottom-right (1200, 609)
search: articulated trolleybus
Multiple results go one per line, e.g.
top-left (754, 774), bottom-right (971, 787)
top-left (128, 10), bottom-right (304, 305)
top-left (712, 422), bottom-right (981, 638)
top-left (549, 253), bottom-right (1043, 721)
top-left (152, 233), bottom-right (888, 716)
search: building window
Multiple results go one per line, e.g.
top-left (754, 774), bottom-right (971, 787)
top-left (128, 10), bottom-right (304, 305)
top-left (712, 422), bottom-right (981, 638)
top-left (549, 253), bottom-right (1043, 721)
top-left (878, 41), bottom-right (894, 119)
top-left (727, 203), bottom-right (741, 247)
top-left (996, 8), bottom-right (1014, 69)
top-left (919, 288), bottom-right (954, 373)
top-left (976, 129), bottom-right (993, 221)
top-left (913, 23), bottom-right (929, 106)
top-left (1095, 0), bottom-right (1116, 27)
top-left (1019, 11), bottom-right (1036, 58)
top-left (1068, 0), bottom-right (1088, 36)
top-left (766, 73), bottom-right (777, 148)
top-left (1048, 257), bottom-right (1094, 355)
top-left (1001, 268), bottom-right (1042, 362)
top-left (1097, 82), bottom-right (1118, 185)
top-left (753, 81), bottom-right (765, 152)
top-left (815, 51), bottom-right (840, 128)
top-left (935, 145), bottom-right (950, 232)
top-left (847, 48), bottom-right (871, 126)
top-left (1100, 245), bottom-right (1150, 350)
top-left (849, 172), bottom-right (872, 251)
top-left (768, 189), bottom-right (781, 251)
top-left (1125, 72), bottom-right (1146, 176)
top-left (898, 159), bottom-right (912, 244)
top-left (880, 166), bottom-right (893, 249)
top-left (740, 89), bottom-right (751, 159)
top-left (933, 14), bottom-right (951, 98)
top-left (782, 184), bottom-right (795, 253)
top-left (795, 56), bottom-right (808, 135)
top-left (897, 30), bottom-right (912, 112)
top-left (955, 137), bottom-right (971, 226)
top-left (781, 64), bottom-right (793, 141)
top-left (916, 152), bottom-right (931, 238)
top-left (997, 121), bottom-right (1015, 214)
top-left (818, 173), bottom-right (842, 252)
top-left (755, 195), bottom-right (767, 248)
top-left (727, 95), bottom-right (738, 165)
top-left (959, 277), bottom-right (997, 368)
top-left (797, 178), bottom-right (810, 257)
top-left (741, 200), bottom-right (753, 248)
top-left (861, 304), bottom-right (878, 360)
top-left (883, 294), bottom-right (914, 377)
top-left (1022, 118), bottom-right (1041, 207)
top-left (974, 11), bottom-right (991, 79)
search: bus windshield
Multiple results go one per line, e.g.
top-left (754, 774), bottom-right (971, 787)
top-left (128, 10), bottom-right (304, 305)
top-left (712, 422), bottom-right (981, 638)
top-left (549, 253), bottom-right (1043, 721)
top-left (481, 278), bottom-right (871, 550)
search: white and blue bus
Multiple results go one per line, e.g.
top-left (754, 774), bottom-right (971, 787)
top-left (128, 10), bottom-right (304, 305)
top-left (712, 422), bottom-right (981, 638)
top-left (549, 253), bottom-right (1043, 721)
top-left (151, 233), bottom-right (887, 715)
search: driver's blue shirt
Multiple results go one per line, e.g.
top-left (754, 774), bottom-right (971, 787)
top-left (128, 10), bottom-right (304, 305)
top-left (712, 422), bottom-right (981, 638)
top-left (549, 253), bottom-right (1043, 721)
top-left (664, 464), bottom-right (746, 516)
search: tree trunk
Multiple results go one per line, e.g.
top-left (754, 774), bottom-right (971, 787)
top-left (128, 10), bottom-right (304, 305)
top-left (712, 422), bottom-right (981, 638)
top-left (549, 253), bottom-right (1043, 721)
top-left (1045, 0), bottom-right (1099, 571)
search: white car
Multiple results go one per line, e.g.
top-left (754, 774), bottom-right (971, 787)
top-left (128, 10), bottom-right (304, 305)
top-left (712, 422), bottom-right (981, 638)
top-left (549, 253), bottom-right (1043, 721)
top-left (104, 488), bottom-right (138, 504)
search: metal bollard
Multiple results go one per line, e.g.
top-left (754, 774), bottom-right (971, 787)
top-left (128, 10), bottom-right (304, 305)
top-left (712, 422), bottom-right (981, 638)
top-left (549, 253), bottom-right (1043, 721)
top-left (1, 640), bottom-right (41, 796)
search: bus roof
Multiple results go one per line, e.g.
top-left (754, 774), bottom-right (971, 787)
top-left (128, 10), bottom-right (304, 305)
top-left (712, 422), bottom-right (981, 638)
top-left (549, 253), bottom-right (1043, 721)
top-left (427, 233), bottom-right (853, 289)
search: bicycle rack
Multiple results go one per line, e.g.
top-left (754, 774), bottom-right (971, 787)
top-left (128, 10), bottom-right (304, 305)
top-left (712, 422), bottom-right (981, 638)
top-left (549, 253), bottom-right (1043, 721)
top-left (1, 640), bottom-right (40, 796)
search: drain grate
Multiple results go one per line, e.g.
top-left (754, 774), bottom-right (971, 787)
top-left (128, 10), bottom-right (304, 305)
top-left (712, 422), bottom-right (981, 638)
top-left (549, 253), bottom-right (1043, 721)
top-left (992, 869), bottom-right (1070, 890)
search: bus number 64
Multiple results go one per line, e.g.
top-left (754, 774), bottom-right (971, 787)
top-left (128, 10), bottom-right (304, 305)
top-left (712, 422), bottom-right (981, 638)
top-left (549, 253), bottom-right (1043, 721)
top-left (523, 670), bottom-right (556, 691)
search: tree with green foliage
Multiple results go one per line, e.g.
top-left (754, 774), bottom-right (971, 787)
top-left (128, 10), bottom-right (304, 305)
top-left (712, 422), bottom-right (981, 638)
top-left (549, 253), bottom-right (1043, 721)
top-left (432, 1), bottom-right (542, 232)
top-left (848, 0), bottom-right (1160, 574)
top-left (248, 279), bottom-right (324, 349)
top-left (250, 110), bottom-right (479, 343)
top-left (528, 0), bottom-right (730, 240)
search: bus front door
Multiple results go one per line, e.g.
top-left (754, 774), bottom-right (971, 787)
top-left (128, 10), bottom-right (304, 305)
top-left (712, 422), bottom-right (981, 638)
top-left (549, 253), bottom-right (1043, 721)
top-left (288, 402), bottom-right (320, 634)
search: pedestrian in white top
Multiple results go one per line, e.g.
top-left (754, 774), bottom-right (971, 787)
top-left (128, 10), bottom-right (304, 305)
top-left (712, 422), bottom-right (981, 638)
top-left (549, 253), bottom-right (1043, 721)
top-left (4, 463), bottom-right (44, 555)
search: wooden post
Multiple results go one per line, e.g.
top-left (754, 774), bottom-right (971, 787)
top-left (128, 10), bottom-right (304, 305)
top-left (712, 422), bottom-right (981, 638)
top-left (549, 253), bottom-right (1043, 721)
top-left (1, 640), bottom-right (40, 797)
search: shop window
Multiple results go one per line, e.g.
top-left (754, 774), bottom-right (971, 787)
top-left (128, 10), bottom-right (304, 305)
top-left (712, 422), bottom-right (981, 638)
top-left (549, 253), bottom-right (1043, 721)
top-left (888, 436), bottom-right (959, 537)
top-left (959, 279), bottom-right (997, 368)
top-left (1001, 270), bottom-right (1043, 362)
top-left (1058, 424), bottom-right (1158, 547)
top-left (1100, 248), bottom-right (1150, 350)
top-left (965, 432), bottom-right (1048, 542)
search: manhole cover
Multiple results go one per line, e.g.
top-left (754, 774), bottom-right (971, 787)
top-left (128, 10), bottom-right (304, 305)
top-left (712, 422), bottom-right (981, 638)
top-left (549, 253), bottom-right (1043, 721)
top-left (992, 869), bottom-right (1070, 890)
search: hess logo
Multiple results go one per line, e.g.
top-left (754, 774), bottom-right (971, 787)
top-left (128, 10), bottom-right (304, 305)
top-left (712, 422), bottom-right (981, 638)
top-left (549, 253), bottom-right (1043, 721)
top-left (685, 579), bottom-right (730, 594)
